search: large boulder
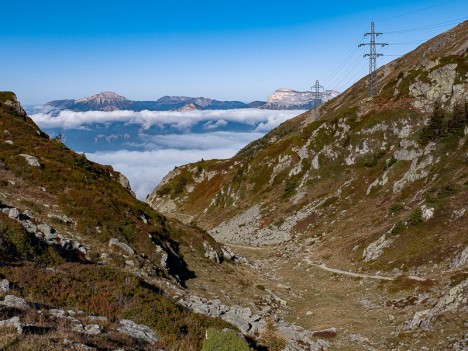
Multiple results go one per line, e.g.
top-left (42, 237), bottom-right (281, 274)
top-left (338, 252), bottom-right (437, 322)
top-left (117, 319), bottom-right (158, 344)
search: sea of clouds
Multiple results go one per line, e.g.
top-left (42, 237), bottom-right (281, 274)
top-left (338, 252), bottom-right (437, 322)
top-left (30, 109), bottom-right (304, 199)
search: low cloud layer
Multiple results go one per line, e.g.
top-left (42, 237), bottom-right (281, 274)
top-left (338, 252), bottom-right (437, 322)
top-left (31, 109), bottom-right (305, 200)
top-left (86, 133), bottom-right (261, 200)
top-left (31, 108), bottom-right (303, 131)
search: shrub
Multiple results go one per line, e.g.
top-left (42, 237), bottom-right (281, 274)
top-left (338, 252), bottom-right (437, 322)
top-left (447, 102), bottom-right (467, 136)
top-left (174, 175), bottom-right (188, 194)
top-left (390, 202), bottom-right (404, 213)
top-left (409, 207), bottom-right (422, 226)
top-left (283, 178), bottom-right (298, 197)
top-left (420, 101), bottom-right (446, 144)
top-left (201, 328), bottom-right (250, 351)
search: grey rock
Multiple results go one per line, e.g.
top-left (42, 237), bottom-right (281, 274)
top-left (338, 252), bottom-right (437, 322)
top-left (37, 224), bottom-right (55, 237)
top-left (118, 174), bottom-right (136, 197)
top-left (21, 220), bottom-right (37, 234)
top-left (47, 213), bottom-right (74, 224)
top-left (0, 295), bottom-right (29, 311)
top-left (408, 279), bottom-right (468, 329)
top-left (69, 317), bottom-right (84, 333)
top-left (109, 238), bottom-right (134, 256)
top-left (0, 316), bottom-right (22, 334)
top-left (49, 309), bottom-right (67, 317)
top-left (8, 208), bottom-right (19, 219)
top-left (117, 319), bottom-right (158, 344)
top-left (0, 279), bottom-right (10, 293)
top-left (203, 241), bottom-right (221, 263)
top-left (19, 154), bottom-right (41, 167)
top-left (84, 324), bottom-right (102, 335)
top-left (450, 246), bottom-right (468, 269)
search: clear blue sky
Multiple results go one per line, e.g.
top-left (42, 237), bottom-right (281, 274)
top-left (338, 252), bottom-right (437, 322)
top-left (1, 0), bottom-right (466, 104)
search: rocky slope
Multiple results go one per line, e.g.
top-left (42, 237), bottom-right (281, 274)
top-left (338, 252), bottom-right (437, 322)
top-left (0, 91), bottom-right (278, 350)
top-left (261, 88), bottom-right (340, 110)
top-left (148, 22), bottom-right (468, 350)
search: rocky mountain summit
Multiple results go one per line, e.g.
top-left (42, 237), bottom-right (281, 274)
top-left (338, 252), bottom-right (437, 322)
top-left (261, 88), bottom-right (340, 110)
top-left (148, 22), bottom-right (468, 350)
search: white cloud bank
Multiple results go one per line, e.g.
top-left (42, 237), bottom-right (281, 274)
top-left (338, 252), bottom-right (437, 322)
top-left (30, 108), bottom-right (304, 131)
top-left (31, 109), bottom-right (305, 200)
top-left (86, 133), bottom-right (260, 200)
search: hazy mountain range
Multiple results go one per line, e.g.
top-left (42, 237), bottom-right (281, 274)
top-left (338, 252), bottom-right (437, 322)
top-left (41, 88), bottom-right (340, 113)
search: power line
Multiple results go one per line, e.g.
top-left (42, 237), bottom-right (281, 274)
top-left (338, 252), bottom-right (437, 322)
top-left (376, 0), bottom-right (456, 22)
top-left (385, 17), bottom-right (467, 34)
top-left (388, 40), bottom-right (425, 45)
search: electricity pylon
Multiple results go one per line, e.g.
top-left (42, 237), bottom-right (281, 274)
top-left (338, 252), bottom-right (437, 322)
top-left (359, 21), bottom-right (387, 97)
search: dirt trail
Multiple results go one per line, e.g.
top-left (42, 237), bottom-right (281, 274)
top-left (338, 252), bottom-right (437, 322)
top-left (303, 257), bottom-right (428, 281)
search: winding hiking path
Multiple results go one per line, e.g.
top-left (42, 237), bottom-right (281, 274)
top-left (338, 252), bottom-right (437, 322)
top-left (303, 257), bottom-right (427, 281)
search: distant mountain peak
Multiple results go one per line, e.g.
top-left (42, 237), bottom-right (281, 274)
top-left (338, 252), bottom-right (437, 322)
top-left (75, 91), bottom-right (128, 103)
top-left (261, 88), bottom-right (340, 110)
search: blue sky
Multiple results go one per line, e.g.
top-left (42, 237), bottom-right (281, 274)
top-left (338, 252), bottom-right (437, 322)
top-left (1, 0), bottom-right (467, 104)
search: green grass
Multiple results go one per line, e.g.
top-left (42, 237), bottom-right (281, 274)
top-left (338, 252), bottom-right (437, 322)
top-left (201, 328), bottom-right (250, 351)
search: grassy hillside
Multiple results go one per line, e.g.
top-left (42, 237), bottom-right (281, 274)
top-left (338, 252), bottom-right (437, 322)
top-left (0, 92), bottom-right (240, 350)
top-left (147, 22), bottom-right (468, 350)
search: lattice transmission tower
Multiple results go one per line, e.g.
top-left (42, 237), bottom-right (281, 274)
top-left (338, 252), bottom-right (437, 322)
top-left (359, 21), bottom-right (387, 97)
top-left (312, 80), bottom-right (324, 117)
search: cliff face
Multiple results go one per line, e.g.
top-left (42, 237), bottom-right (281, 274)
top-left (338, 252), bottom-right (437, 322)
top-left (147, 22), bottom-right (468, 350)
top-left (260, 88), bottom-right (340, 110)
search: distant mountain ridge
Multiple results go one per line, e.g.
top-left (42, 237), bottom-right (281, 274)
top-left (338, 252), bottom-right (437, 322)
top-left (43, 89), bottom-right (341, 112)
top-left (261, 88), bottom-right (340, 110)
top-left (45, 92), bottom-right (256, 112)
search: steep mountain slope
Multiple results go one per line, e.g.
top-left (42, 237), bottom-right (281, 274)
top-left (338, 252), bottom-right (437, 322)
top-left (0, 92), bottom-right (262, 350)
top-left (148, 22), bottom-right (468, 350)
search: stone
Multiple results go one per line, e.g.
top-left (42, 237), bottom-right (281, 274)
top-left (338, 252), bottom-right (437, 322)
top-left (0, 316), bottom-right (22, 334)
top-left (203, 241), bottom-right (221, 263)
top-left (8, 208), bottom-right (19, 219)
top-left (19, 154), bottom-right (41, 167)
top-left (84, 324), bottom-right (102, 335)
top-left (118, 174), bottom-right (136, 197)
top-left (47, 213), bottom-right (74, 224)
top-left (109, 238), bottom-right (134, 256)
top-left (421, 205), bottom-right (434, 221)
top-left (450, 246), bottom-right (468, 269)
top-left (0, 279), bottom-right (10, 293)
top-left (0, 295), bottom-right (29, 311)
top-left (408, 279), bottom-right (468, 329)
top-left (20, 220), bottom-right (37, 234)
top-left (37, 224), bottom-right (55, 237)
top-left (49, 309), bottom-right (67, 317)
top-left (69, 317), bottom-right (84, 332)
top-left (363, 233), bottom-right (394, 262)
top-left (117, 319), bottom-right (158, 344)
